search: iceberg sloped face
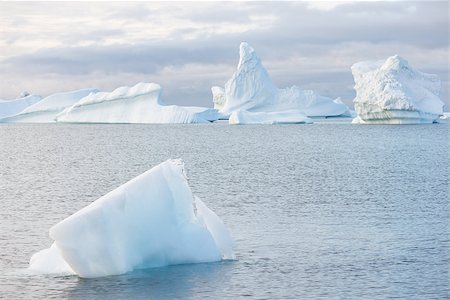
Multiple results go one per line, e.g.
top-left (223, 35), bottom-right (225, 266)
top-left (56, 82), bottom-right (218, 124)
top-left (351, 55), bottom-right (444, 124)
top-left (0, 94), bottom-right (42, 119)
top-left (214, 42), bottom-right (349, 122)
top-left (229, 110), bottom-right (312, 125)
top-left (29, 159), bottom-right (234, 278)
top-left (0, 88), bottom-right (99, 123)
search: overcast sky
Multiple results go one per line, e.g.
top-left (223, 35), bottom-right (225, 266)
top-left (0, 1), bottom-right (448, 109)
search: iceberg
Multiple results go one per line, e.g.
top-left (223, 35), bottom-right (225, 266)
top-left (214, 42), bottom-right (349, 123)
top-left (0, 88), bottom-right (99, 123)
top-left (29, 159), bottom-right (234, 278)
top-left (56, 83), bottom-right (219, 124)
top-left (229, 110), bottom-right (312, 125)
top-left (0, 94), bottom-right (42, 119)
top-left (351, 55), bottom-right (444, 124)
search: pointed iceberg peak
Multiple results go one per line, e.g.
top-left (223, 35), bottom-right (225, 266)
top-left (213, 42), bottom-right (350, 121)
top-left (221, 42), bottom-right (277, 114)
top-left (237, 42), bottom-right (259, 69)
top-left (381, 54), bottom-right (410, 72)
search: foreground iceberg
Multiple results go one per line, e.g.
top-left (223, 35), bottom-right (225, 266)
top-left (0, 94), bottom-right (42, 119)
top-left (29, 159), bottom-right (234, 278)
top-left (351, 55), bottom-right (444, 124)
top-left (229, 110), bottom-right (312, 125)
top-left (56, 83), bottom-right (218, 123)
top-left (215, 42), bottom-right (349, 122)
top-left (0, 88), bottom-right (98, 123)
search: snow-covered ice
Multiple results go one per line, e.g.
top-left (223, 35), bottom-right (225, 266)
top-left (56, 82), bottom-right (218, 124)
top-left (0, 88), bottom-right (98, 123)
top-left (214, 42), bottom-right (349, 123)
top-left (29, 159), bottom-right (234, 278)
top-left (229, 110), bottom-right (312, 125)
top-left (351, 55), bottom-right (444, 124)
top-left (0, 94), bottom-right (42, 119)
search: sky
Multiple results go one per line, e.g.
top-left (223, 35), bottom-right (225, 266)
top-left (0, 1), bottom-right (448, 109)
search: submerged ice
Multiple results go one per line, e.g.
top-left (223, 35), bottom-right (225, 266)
top-left (29, 159), bottom-right (234, 278)
top-left (214, 42), bottom-right (350, 124)
top-left (351, 55), bottom-right (444, 124)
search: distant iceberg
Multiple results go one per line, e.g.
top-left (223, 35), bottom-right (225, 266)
top-left (0, 94), bottom-right (42, 119)
top-left (56, 82), bottom-right (219, 124)
top-left (29, 159), bottom-right (234, 278)
top-left (0, 88), bottom-right (99, 123)
top-left (351, 55), bottom-right (444, 124)
top-left (213, 42), bottom-right (350, 123)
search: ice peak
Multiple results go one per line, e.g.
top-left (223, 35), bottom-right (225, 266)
top-left (382, 54), bottom-right (410, 72)
top-left (238, 42), bottom-right (258, 69)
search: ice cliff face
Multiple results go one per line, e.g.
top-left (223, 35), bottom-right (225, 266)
top-left (214, 42), bottom-right (349, 122)
top-left (351, 55), bottom-right (443, 124)
top-left (56, 82), bottom-right (218, 124)
top-left (29, 159), bottom-right (234, 278)
top-left (0, 94), bottom-right (42, 119)
top-left (0, 88), bottom-right (98, 123)
top-left (229, 110), bottom-right (312, 125)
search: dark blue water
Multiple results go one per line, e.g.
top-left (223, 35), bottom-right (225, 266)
top-left (0, 121), bottom-right (449, 299)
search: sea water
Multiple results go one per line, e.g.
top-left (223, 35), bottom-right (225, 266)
top-left (0, 121), bottom-right (448, 299)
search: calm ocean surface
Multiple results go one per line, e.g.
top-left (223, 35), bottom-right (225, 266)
top-left (0, 121), bottom-right (449, 299)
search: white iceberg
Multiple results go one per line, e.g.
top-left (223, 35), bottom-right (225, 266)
top-left (214, 42), bottom-right (349, 123)
top-left (56, 83), bottom-right (218, 124)
top-left (0, 94), bottom-right (42, 119)
top-left (229, 110), bottom-right (312, 125)
top-left (0, 88), bottom-right (99, 123)
top-left (351, 55), bottom-right (444, 124)
top-left (29, 159), bottom-right (234, 278)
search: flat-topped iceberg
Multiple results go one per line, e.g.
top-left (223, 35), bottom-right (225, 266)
top-left (0, 94), bottom-right (42, 119)
top-left (56, 83), bottom-right (218, 124)
top-left (229, 110), bottom-right (312, 125)
top-left (0, 88), bottom-right (98, 123)
top-left (214, 42), bottom-right (349, 123)
top-left (29, 159), bottom-right (234, 278)
top-left (351, 55), bottom-right (444, 124)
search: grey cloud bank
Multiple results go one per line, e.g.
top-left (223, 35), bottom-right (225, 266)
top-left (0, 1), bottom-right (448, 109)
